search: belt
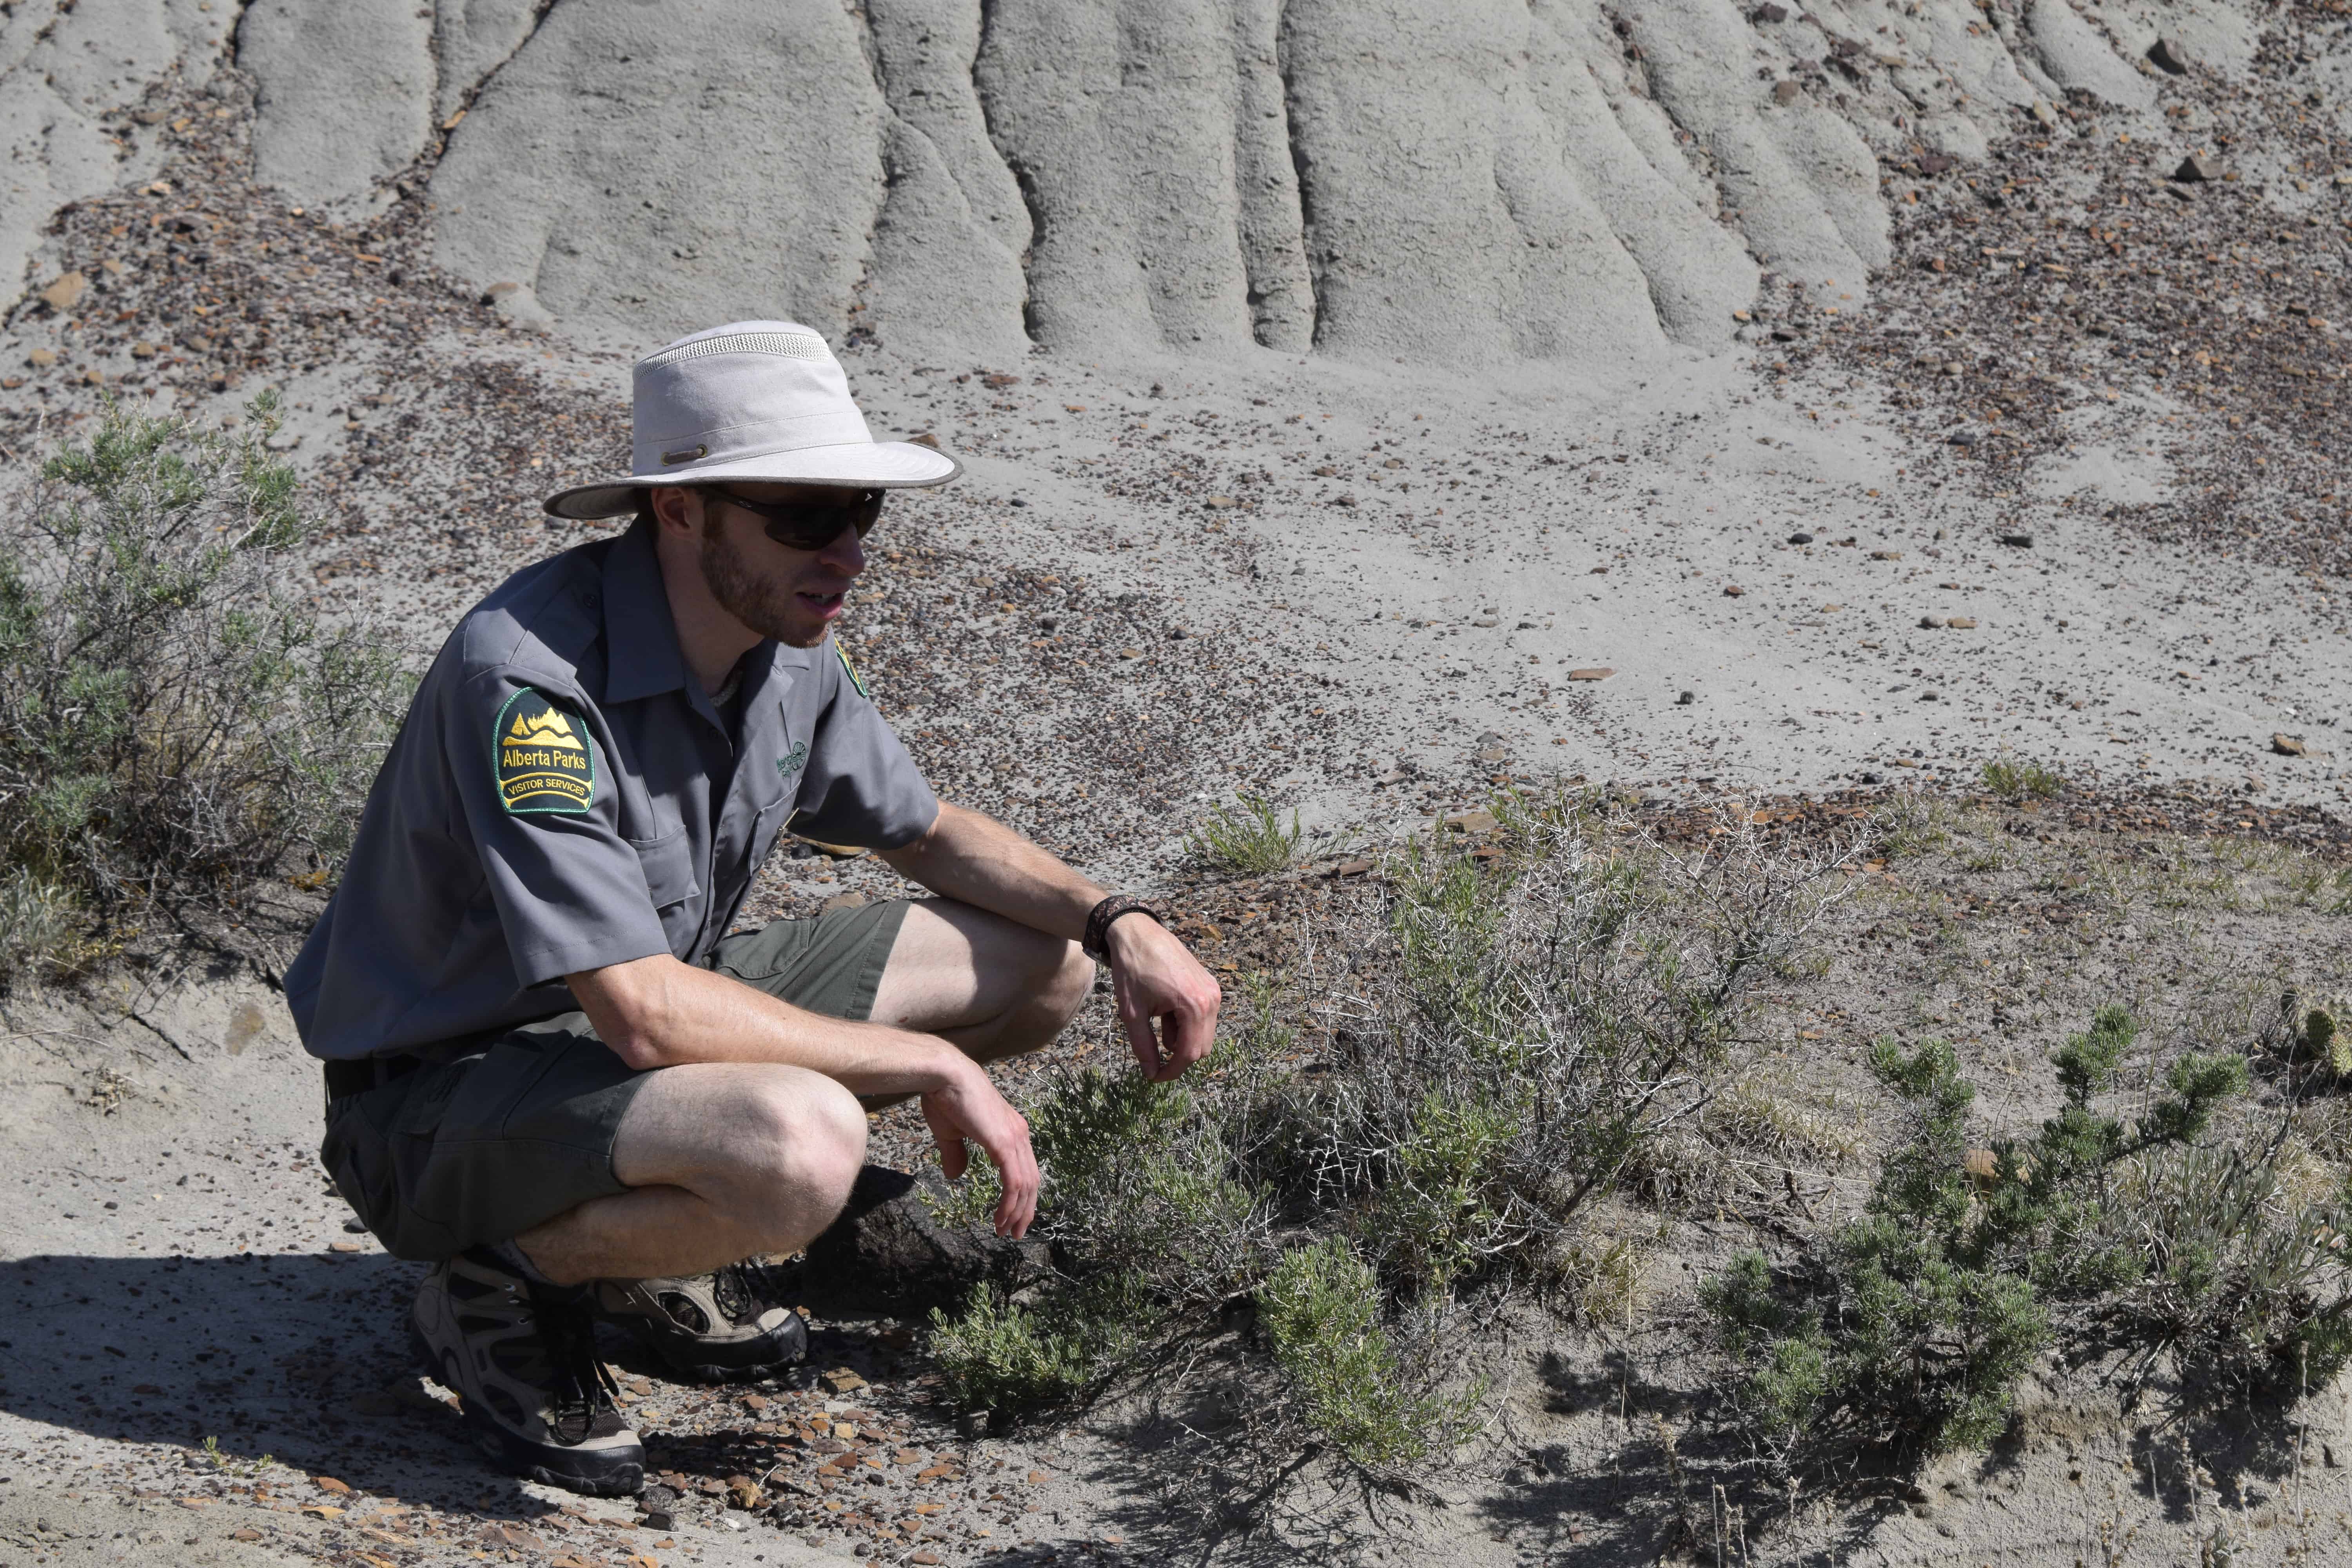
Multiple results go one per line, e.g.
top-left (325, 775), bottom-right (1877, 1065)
top-left (323, 1053), bottom-right (425, 1103)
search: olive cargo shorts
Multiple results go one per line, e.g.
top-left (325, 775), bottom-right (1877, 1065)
top-left (319, 898), bottom-right (912, 1261)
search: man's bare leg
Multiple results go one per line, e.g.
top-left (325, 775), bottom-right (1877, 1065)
top-left (514, 1062), bottom-right (867, 1285)
top-left (863, 898), bottom-right (1095, 1095)
top-left (513, 899), bottom-right (1089, 1284)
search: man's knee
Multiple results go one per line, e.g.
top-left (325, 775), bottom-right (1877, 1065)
top-left (715, 1068), bottom-right (866, 1228)
top-left (1040, 937), bottom-right (1093, 1031)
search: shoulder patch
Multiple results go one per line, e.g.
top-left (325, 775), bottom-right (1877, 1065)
top-left (834, 642), bottom-right (870, 700)
top-left (493, 688), bottom-right (598, 815)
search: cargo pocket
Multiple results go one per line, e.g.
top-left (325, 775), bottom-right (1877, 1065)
top-left (319, 1059), bottom-right (472, 1261)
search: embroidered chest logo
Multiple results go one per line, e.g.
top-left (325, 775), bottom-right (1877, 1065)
top-left (495, 690), bottom-right (597, 814)
top-left (777, 738), bottom-right (809, 783)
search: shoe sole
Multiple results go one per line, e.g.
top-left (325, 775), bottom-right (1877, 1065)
top-left (407, 1323), bottom-right (645, 1497)
top-left (630, 1317), bottom-right (808, 1385)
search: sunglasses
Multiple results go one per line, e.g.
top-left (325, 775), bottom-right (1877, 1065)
top-left (706, 486), bottom-right (886, 551)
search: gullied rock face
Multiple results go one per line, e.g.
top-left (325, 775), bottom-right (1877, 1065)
top-left (2, 0), bottom-right (2262, 372)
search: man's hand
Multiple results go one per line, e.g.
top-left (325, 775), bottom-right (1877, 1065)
top-left (920, 1058), bottom-right (1042, 1237)
top-left (1107, 914), bottom-right (1222, 1082)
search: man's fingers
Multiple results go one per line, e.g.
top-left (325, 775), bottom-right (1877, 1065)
top-left (936, 1132), bottom-right (969, 1181)
top-left (1120, 997), bottom-right (1167, 1080)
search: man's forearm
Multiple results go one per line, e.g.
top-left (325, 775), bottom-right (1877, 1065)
top-left (569, 952), bottom-right (965, 1089)
top-left (879, 802), bottom-right (1109, 940)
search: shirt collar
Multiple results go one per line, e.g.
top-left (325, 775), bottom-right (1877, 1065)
top-left (601, 518), bottom-right (690, 704)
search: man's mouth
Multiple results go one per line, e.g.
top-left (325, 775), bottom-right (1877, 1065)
top-left (797, 590), bottom-right (846, 616)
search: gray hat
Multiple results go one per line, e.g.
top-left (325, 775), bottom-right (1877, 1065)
top-left (543, 320), bottom-right (960, 519)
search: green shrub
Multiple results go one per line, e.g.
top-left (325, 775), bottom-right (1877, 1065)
top-left (1260, 1238), bottom-right (1481, 1470)
top-left (0, 397), bottom-right (408, 975)
top-left (1980, 754), bottom-right (2065, 801)
top-left (1704, 1011), bottom-right (2279, 1476)
top-left (1184, 794), bottom-right (1305, 876)
top-left (927, 1274), bottom-right (1152, 1414)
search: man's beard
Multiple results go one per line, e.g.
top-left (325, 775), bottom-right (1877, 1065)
top-left (698, 523), bottom-right (820, 646)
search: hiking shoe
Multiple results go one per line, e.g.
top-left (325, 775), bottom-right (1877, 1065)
top-left (409, 1249), bottom-right (643, 1496)
top-left (592, 1260), bottom-right (807, 1383)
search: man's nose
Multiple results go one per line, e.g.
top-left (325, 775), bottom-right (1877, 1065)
top-left (817, 525), bottom-right (866, 576)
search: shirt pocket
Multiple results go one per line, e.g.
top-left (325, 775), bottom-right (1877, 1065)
top-left (627, 827), bottom-right (702, 941)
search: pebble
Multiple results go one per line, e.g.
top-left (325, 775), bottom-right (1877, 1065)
top-left (1999, 532), bottom-right (2034, 548)
top-left (1722, 584), bottom-right (1746, 597)
top-left (2272, 734), bottom-right (2308, 757)
top-left (2172, 154), bottom-right (2222, 183)
top-left (37, 271), bottom-right (87, 311)
top-left (1566, 667), bottom-right (1616, 681)
top-left (1787, 531), bottom-right (1814, 544)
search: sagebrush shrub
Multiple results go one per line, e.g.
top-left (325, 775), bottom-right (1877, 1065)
top-left (0, 397), bottom-right (407, 977)
top-left (1703, 1009), bottom-right (2312, 1479)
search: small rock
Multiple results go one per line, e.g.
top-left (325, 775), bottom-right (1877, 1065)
top-left (2272, 734), bottom-right (2308, 757)
top-left (1919, 691), bottom-right (1940, 702)
top-left (1871, 549), bottom-right (1904, 561)
top-left (1947, 430), bottom-right (1977, 447)
top-left (1676, 690), bottom-right (1696, 705)
top-left (725, 1477), bottom-right (764, 1510)
top-left (907, 432), bottom-right (942, 448)
top-left (27, 348), bottom-right (58, 368)
top-left (230, 1528), bottom-right (262, 1542)
top-left (2172, 154), bottom-right (2221, 183)
top-left (313, 1477), bottom-right (351, 1495)
top-left (483, 279), bottom-right (554, 334)
top-left (1998, 532), bottom-right (2034, 548)
top-left (1312, 464), bottom-right (1337, 477)
top-left (1771, 79), bottom-right (1802, 106)
top-left (1330, 858), bottom-right (1374, 877)
top-left (983, 372), bottom-right (1020, 388)
top-left (38, 272), bottom-right (87, 312)
top-left (1917, 152), bottom-right (1956, 175)
top-left (1474, 744), bottom-right (1507, 763)
top-left (130, 341), bottom-right (156, 359)
top-left (1203, 495), bottom-right (1236, 509)
top-left (818, 892), bottom-right (871, 914)
top-left (1750, 3), bottom-right (1788, 21)
top-left (1946, 617), bottom-right (1978, 630)
top-left (2146, 37), bottom-right (2189, 75)
top-left (1443, 810), bottom-right (1499, 835)
top-left (1722, 584), bottom-right (1746, 597)
top-left (2031, 100), bottom-right (2057, 127)
top-left (958, 1410), bottom-right (990, 1439)
top-left (822, 1367), bottom-right (868, 1393)
top-left (1566, 667), bottom-right (1615, 681)
top-left (1788, 531), bottom-right (1814, 545)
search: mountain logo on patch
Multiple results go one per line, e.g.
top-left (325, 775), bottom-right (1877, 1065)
top-left (507, 706), bottom-right (585, 750)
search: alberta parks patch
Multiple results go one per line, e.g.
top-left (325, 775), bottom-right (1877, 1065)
top-left (494, 688), bottom-right (598, 815)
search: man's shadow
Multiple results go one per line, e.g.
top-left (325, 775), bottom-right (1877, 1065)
top-left (0, 1249), bottom-right (569, 1512)
top-left (0, 1169), bottom-right (1035, 1509)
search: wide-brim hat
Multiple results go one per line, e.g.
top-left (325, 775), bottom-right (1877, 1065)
top-left (543, 320), bottom-right (960, 519)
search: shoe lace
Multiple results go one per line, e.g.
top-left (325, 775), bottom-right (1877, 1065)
top-left (530, 1289), bottom-right (620, 1445)
top-left (710, 1258), bottom-right (788, 1325)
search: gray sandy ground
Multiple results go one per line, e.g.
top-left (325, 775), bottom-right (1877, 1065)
top-left (2, 0), bottom-right (2351, 1563)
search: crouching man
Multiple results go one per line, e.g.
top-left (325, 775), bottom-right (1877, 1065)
top-left (285, 321), bottom-right (1221, 1495)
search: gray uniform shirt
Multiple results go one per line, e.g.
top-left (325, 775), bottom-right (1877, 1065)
top-left (286, 518), bottom-right (938, 1061)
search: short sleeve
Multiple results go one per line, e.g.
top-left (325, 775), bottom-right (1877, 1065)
top-left (446, 670), bottom-right (673, 985)
top-left (788, 644), bottom-right (940, 850)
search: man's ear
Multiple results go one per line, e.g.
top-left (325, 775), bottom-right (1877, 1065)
top-left (648, 486), bottom-right (701, 538)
